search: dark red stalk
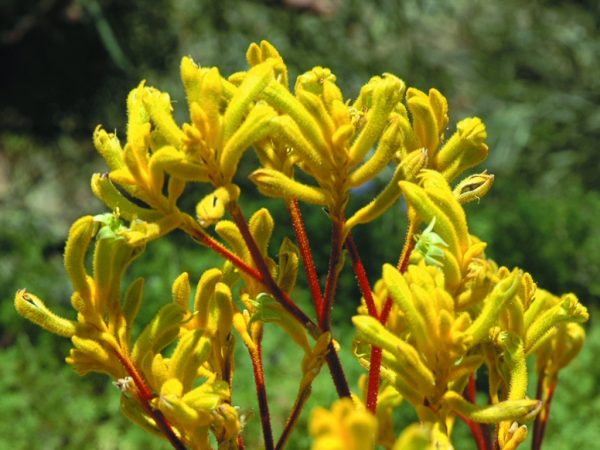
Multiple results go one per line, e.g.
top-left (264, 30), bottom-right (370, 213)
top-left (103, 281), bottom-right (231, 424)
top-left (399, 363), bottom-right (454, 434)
top-left (397, 221), bottom-right (416, 274)
top-left (182, 214), bottom-right (320, 339)
top-left (275, 386), bottom-right (312, 450)
top-left (228, 204), bottom-right (350, 398)
top-left (325, 342), bottom-right (351, 398)
top-left (457, 413), bottom-right (490, 450)
top-left (248, 341), bottom-right (274, 450)
top-left (319, 215), bottom-right (344, 329)
top-left (532, 377), bottom-right (558, 450)
top-left (344, 233), bottom-right (381, 412)
top-left (112, 348), bottom-right (187, 450)
top-left (379, 298), bottom-right (394, 324)
top-left (344, 233), bottom-right (378, 318)
top-left (348, 223), bottom-right (416, 413)
top-left (365, 347), bottom-right (383, 412)
top-left (287, 198), bottom-right (324, 319)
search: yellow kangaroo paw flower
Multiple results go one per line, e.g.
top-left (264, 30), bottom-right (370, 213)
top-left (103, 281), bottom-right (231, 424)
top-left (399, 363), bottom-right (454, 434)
top-left (353, 315), bottom-right (435, 395)
top-left (214, 220), bottom-right (249, 261)
top-left (248, 208), bottom-right (274, 258)
top-left (148, 145), bottom-right (183, 193)
top-left (525, 292), bottom-right (588, 354)
top-left (382, 264), bottom-right (429, 353)
top-left (350, 74), bottom-right (405, 165)
top-left (349, 118), bottom-right (402, 188)
top-left (64, 216), bottom-right (95, 301)
top-left (466, 269), bottom-right (522, 346)
top-left (262, 82), bottom-right (329, 155)
top-left (420, 170), bottom-right (469, 253)
top-left (91, 174), bottom-right (162, 222)
top-left (93, 126), bottom-right (125, 171)
top-left (406, 88), bottom-right (440, 158)
top-left (269, 115), bottom-right (328, 176)
top-left (246, 40), bottom-right (288, 87)
top-left (220, 104), bottom-right (277, 182)
top-left (399, 179), bottom-right (462, 260)
top-left (180, 56), bottom-right (204, 108)
top-left (223, 60), bottom-right (275, 141)
top-left (249, 168), bottom-right (329, 205)
top-left (195, 184), bottom-right (240, 228)
top-left (132, 303), bottom-right (186, 367)
top-left (297, 90), bottom-right (336, 144)
top-left (193, 268), bottom-right (223, 330)
top-left (142, 88), bottom-right (184, 148)
top-left (120, 395), bottom-right (161, 436)
top-left (182, 376), bottom-right (229, 406)
top-left (211, 282), bottom-right (234, 342)
top-left (15, 290), bottom-right (77, 338)
top-left (121, 277), bottom-right (144, 344)
top-left (276, 238), bottom-right (299, 293)
top-left (443, 391), bottom-right (541, 424)
top-left (121, 214), bottom-right (181, 246)
top-left (169, 330), bottom-right (212, 392)
top-left (344, 148), bottom-right (427, 233)
top-left (126, 81), bottom-right (151, 145)
top-left (453, 171), bottom-right (495, 205)
top-left (437, 117), bottom-right (488, 182)
top-left (428, 88), bottom-right (449, 140)
top-left (171, 272), bottom-right (191, 313)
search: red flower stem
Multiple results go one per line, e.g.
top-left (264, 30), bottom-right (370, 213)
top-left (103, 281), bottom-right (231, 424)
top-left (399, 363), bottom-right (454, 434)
top-left (462, 374), bottom-right (490, 450)
top-left (237, 435), bottom-right (245, 450)
top-left (248, 340), bottom-right (274, 450)
top-left (228, 204), bottom-right (350, 398)
top-left (532, 377), bottom-right (544, 450)
top-left (275, 384), bottom-right (312, 450)
top-left (325, 341), bottom-right (351, 398)
top-left (111, 348), bottom-right (187, 450)
top-left (350, 222), bottom-right (416, 413)
top-left (365, 346), bottom-right (383, 412)
top-left (317, 215), bottom-right (352, 398)
top-left (532, 376), bottom-right (558, 450)
top-left (287, 198), bottom-right (324, 317)
top-left (457, 413), bottom-right (490, 450)
top-left (344, 232), bottom-right (382, 412)
top-left (181, 213), bottom-right (320, 339)
top-left (397, 221), bottom-right (416, 274)
top-left (344, 233), bottom-right (378, 318)
top-left (466, 372), bottom-right (477, 402)
top-left (379, 297), bottom-right (394, 324)
top-left (319, 215), bottom-right (344, 329)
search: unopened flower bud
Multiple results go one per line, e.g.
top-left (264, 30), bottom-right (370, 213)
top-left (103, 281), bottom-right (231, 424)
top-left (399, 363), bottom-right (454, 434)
top-left (453, 171), bottom-right (495, 204)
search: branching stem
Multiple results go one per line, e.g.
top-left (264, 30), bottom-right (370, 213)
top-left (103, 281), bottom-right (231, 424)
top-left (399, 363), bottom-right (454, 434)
top-left (462, 373), bottom-right (490, 450)
top-left (347, 221), bottom-right (416, 413)
top-left (345, 233), bottom-right (380, 412)
top-left (248, 339), bottom-right (274, 450)
top-left (320, 215), bottom-right (344, 329)
top-left (111, 348), bottom-right (187, 450)
top-left (532, 376), bottom-right (558, 450)
top-left (275, 385), bottom-right (312, 450)
top-left (180, 213), bottom-right (320, 339)
top-left (227, 203), bottom-right (350, 400)
top-left (287, 198), bottom-right (324, 320)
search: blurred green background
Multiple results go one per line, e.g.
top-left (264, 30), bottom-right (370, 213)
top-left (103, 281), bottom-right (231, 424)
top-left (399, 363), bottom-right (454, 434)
top-left (1, 0), bottom-right (599, 448)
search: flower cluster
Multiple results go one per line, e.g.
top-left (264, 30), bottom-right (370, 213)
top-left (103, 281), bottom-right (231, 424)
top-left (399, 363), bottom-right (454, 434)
top-left (15, 40), bottom-right (588, 450)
